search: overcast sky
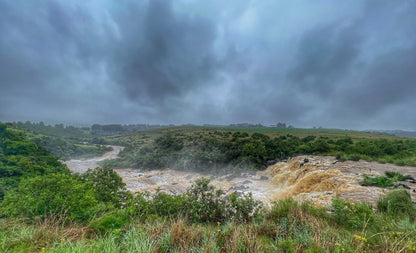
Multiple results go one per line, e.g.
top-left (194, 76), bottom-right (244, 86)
top-left (1, 0), bottom-right (415, 130)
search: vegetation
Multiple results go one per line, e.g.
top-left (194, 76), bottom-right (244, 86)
top-left (0, 123), bottom-right (69, 199)
top-left (1, 123), bottom-right (416, 252)
top-left (102, 127), bottom-right (416, 171)
top-left (10, 122), bottom-right (114, 160)
top-left (360, 171), bottom-right (415, 188)
top-left (1, 189), bottom-right (416, 252)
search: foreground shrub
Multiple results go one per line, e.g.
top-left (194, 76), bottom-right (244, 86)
top-left (332, 198), bottom-right (375, 230)
top-left (267, 198), bottom-right (298, 220)
top-left (1, 173), bottom-right (100, 221)
top-left (185, 178), bottom-right (227, 223)
top-left (80, 167), bottom-right (130, 208)
top-left (124, 178), bottom-right (263, 224)
top-left (92, 210), bottom-right (131, 233)
top-left (227, 192), bottom-right (262, 223)
top-left (377, 190), bottom-right (416, 220)
top-left (151, 190), bottom-right (187, 218)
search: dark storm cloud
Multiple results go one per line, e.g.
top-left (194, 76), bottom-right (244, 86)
top-left (288, 22), bottom-right (362, 97)
top-left (336, 46), bottom-right (416, 118)
top-left (108, 0), bottom-right (218, 106)
top-left (1, 0), bottom-right (416, 129)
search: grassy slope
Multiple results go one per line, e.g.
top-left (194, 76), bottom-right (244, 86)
top-left (2, 194), bottom-right (416, 253)
top-left (1, 124), bottom-right (416, 252)
top-left (10, 125), bottom-right (109, 160)
top-left (105, 126), bottom-right (401, 147)
top-left (102, 126), bottom-right (416, 170)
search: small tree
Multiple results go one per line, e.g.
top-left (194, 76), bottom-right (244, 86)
top-left (81, 167), bottom-right (129, 208)
top-left (1, 174), bottom-right (99, 221)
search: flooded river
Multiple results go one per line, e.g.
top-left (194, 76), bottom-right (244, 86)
top-left (65, 146), bottom-right (416, 206)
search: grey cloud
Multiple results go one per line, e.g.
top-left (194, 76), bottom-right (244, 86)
top-left (108, 0), bottom-right (218, 107)
top-left (338, 46), bottom-right (416, 117)
top-left (288, 22), bottom-right (362, 97)
top-left (1, 0), bottom-right (416, 130)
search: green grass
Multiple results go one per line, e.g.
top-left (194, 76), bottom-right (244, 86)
top-left (102, 126), bottom-right (416, 170)
top-left (360, 171), bottom-right (414, 188)
top-left (2, 123), bottom-right (416, 252)
top-left (2, 195), bottom-right (416, 253)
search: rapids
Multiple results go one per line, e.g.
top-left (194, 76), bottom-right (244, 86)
top-left (65, 147), bottom-right (416, 206)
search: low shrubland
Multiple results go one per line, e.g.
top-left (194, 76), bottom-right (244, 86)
top-left (360, 171), bottom-right (415, 188)
top-left (2, 123), bottom-right (416, 252)
top-left (1, 188), bottom-right (415, 252)
top-left (103, 129), bottom-right (416, 171)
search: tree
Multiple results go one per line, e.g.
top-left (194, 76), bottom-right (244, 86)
top-left (1, 174), bottom-right (99, 221)
top-left (81, 167), bottom-right (129, 207)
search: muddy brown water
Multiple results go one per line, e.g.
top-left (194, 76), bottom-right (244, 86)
top-left (64, 147), bottom-right (416, 206)
top-left (63, 145), bottom-right (124, 173)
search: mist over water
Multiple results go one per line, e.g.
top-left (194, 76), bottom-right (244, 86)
top-left (65, 147), bottom-right (416, 206)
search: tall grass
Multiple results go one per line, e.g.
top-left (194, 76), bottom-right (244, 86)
top-left (2, 196), bottom-right (416, 253)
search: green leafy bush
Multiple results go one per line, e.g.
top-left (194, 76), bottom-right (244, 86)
top-left (332, 198), bottom-right (375, 229)
top-left (360, 175), bottom-right (395, 188)
top-left (335, 152), bottom-right (347, 162)
top-left (185, 178), bottom-right (227, 223)
top-left (151, 190), bottom-right (187, 218)
top-left (92, 210), bottom-right (131, 233)
top-left (267, 198), bottom-right (298, 220)
top-left (81, 167), bottom-right (130, 207)
top-left (377, 190), bottom-right (416, 220)
top-left (227, 192), bottom-right (262, 223)
top-left (385, 171), bottom-right (414, 181)
top-left (349, 154), bottom-right (361, 161)
top-left (1, 173), bottom-right (100, 221)
top-left (360, 171), bottom-right (414, 188)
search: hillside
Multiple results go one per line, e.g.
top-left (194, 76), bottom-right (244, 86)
top-left (1, 123), bottom-right (416, 252)
top-left (101, 126), bottom-right (416, 171)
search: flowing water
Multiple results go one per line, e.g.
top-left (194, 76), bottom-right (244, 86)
top-left (63, 145), bottom-right (124, 173)
top-left (65, 146), bottom-right (416, 206)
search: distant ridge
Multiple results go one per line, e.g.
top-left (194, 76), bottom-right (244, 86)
top-left (378, 130), bottom-right (416, 139)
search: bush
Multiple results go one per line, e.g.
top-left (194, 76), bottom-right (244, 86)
top-left (92, 211), bottom-right (131, 233)
top-left (335, 152), bottom-right (347, 162)
top-left (267, 198), bottom-right (298, 220)
top-left (360, 175), bottom-right (395, 188)
top-left (385, 171), bottom-right (414, 181)
top-left (0, 173), bottom-right (100, 221)
top-left (227, 192), bottom-right (262, 223)
top-left (151, 190), bottom-right (187, 218)
top-left (332, 198), bottom-right (375, 229)
top-left (81, 167), bottom-right (129, 207)
top-left (360, 172), bottom-right (414, 188)
top-left (349, 154), bottom-right (361, 161)
top-left (377, 190), bottom-right (416, 220)
top-left (185, 178), bottom-right (227, 223)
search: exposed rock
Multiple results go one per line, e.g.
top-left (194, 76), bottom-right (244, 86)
top-left (394, 183), bottom-right (411, 189)
top-left (229, 185), bottom-right (249, 191)
top-left (267, 155), bottom-right (416, 206)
